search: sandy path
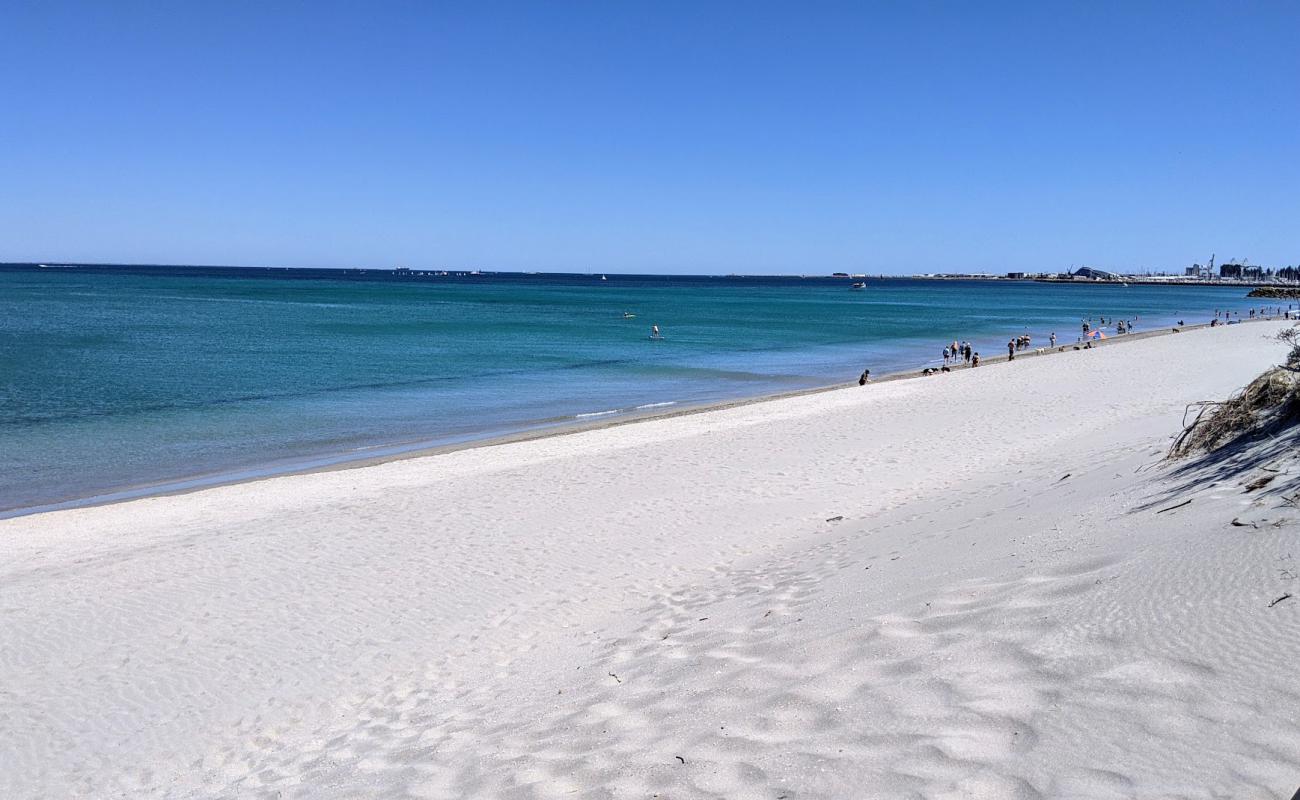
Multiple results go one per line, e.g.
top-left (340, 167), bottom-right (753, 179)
top-left (1, 321), bottom-right (1296, 798)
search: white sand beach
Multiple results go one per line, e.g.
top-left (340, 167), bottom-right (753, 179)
top-left (2, 321), bottom-right (1298, 799)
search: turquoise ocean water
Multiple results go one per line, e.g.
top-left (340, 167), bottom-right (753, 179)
top-left (0, 266), bottom-right (1274, 515)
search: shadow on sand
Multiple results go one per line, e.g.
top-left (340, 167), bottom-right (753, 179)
top-left (1133, 424), bottom-right (1300, 514)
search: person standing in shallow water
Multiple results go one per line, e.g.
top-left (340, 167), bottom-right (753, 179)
top-left (1050, 332), bottom-right (1057, 348)
top-left (1007, 339), bottom-right (1015, 360)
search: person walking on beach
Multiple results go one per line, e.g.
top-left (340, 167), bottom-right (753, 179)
top-left (1049, 332), bottom-right (1057, 348)
top-left (943, 346), bottom-right (951, 365)
top-left (1007, 339), bottom-right (1015, 360)
top-left (963, 342), bottom-right (972, 363)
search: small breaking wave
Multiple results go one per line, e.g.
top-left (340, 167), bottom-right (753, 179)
top-left (574, 400), bottom-right (677, 420)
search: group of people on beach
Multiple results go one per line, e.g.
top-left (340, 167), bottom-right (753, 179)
top-left (858, 301), bottom-right (1300, 387)
top-left (927, 340), bottom-right (980, 374)
top-left (1211, 306), bottom-right (1296, 327)
top-left (941, 340), bottom-right (974, 365)
top-left (1006, 334), bottom-right (1034, 359)
top-left (862, 338), bottom-right (981, 383)
top-left (1081, 316), bottom-right (1137, 338)
top-left (1215, 306), bottom-right (1293, 321)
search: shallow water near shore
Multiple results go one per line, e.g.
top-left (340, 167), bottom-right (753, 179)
top-left (0, 266), bottom-right (1272, 513)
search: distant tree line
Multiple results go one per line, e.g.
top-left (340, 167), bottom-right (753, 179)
top-left (1219, 264), bottom-right (1299, 281)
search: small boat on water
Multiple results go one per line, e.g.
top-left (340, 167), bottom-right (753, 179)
top-left (849, 281), bottom-right (867, 291)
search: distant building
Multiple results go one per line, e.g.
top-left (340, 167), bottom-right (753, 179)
top-left (1071, 266), bottom-right (1121, 281)
top-left (1005, 272), bottom-right (1026, 279)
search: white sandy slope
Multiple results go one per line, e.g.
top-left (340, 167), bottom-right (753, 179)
top-left (1, 321), bottom-right (1298, 800)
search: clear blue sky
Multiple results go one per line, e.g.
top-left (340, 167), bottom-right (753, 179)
top-left (2, 1), bottom-right (1296, 274)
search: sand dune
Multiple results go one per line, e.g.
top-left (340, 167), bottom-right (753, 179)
top-left (1, 321), bottom-right (1297, 799)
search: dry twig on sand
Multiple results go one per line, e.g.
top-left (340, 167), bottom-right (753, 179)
top-left (1244, 475), bottom-right (1277, 492)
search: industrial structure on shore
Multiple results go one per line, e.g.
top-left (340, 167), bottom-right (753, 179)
top-left (914, 254), bottom-right (1298, 285)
